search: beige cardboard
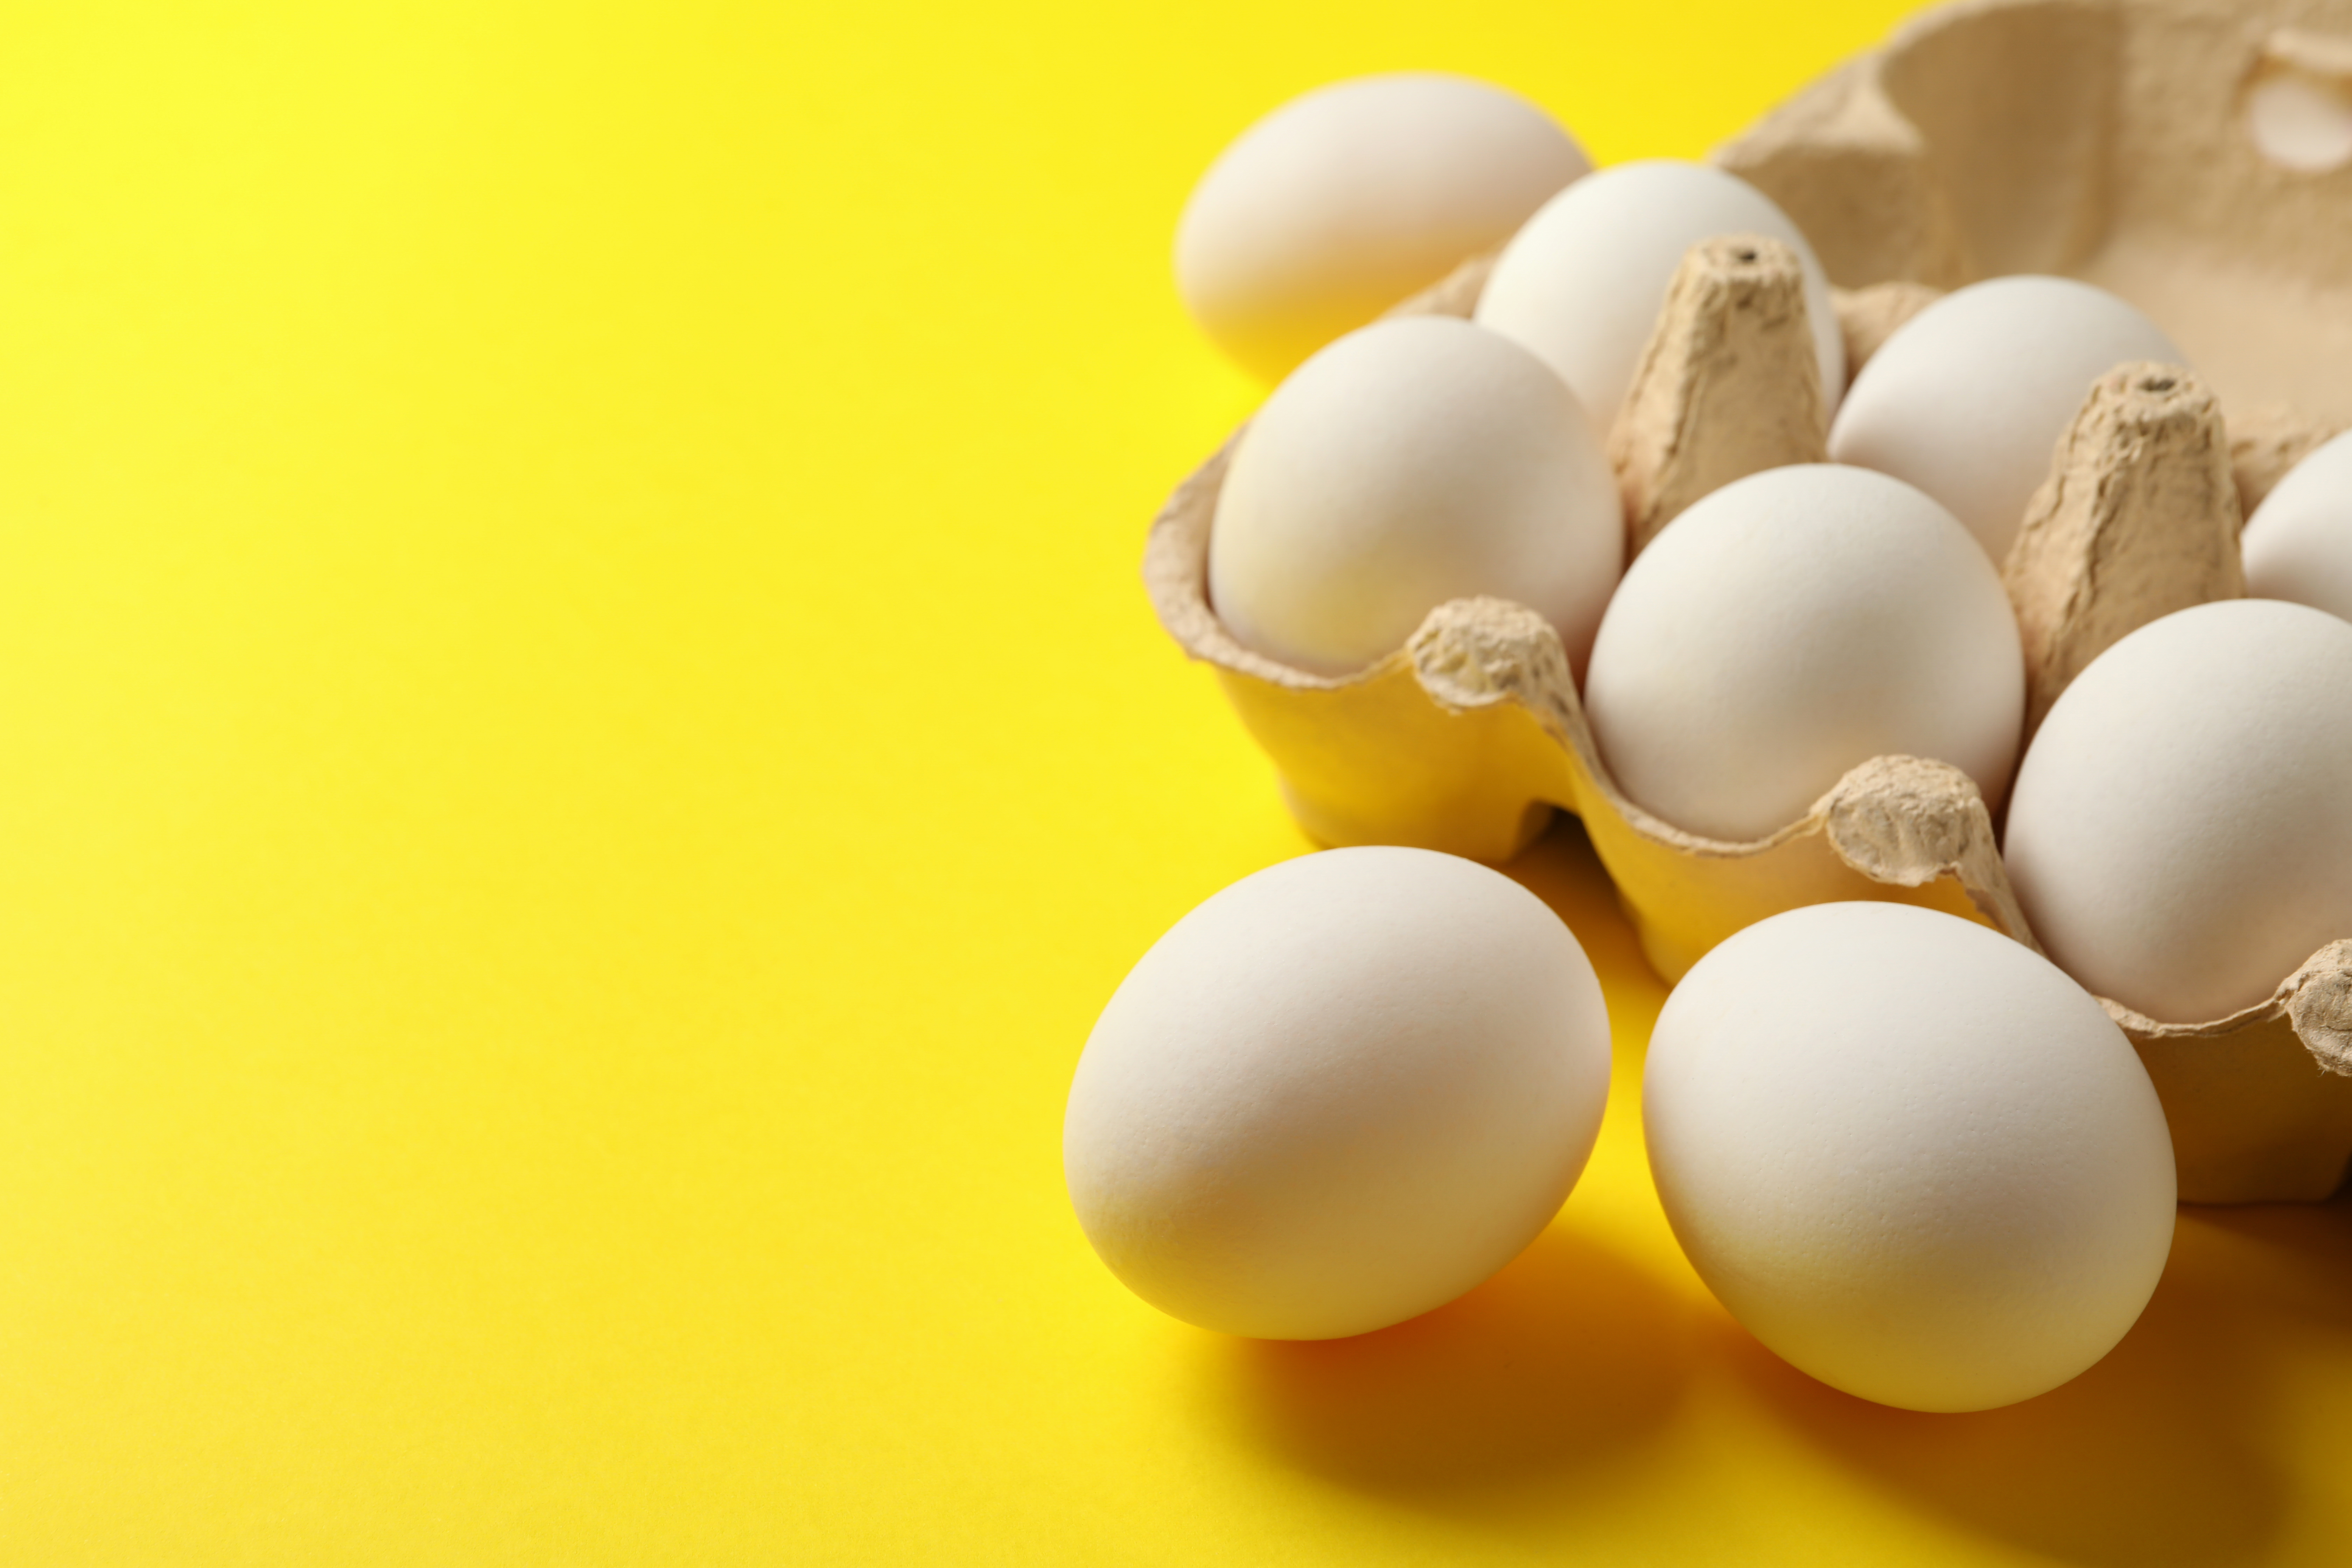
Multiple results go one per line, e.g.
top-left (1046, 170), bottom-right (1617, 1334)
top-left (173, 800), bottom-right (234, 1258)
top-left (1608, 236), bottom-right (1830, 553)
top-left (1147, 0), bottom-right (2352, 1198)
top-left (1716, 0), bottom-right (2352, 424)
top-left (2003, 362), bottom-right (2247, 736)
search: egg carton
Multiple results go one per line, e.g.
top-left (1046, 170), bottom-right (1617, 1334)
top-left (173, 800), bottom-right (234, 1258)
top-left (1144, 0), bottom-right (2352, 1202)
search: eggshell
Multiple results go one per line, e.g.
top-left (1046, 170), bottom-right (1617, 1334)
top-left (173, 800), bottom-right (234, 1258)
top-left (1063, 846), bottom-right (1611, 1341)
top-left (1644, 901), bottom-right (2176, 1413)
top-left (1175, 74), bottom-right (1590, 382)
top-left (2242, 429), bottom-right (2352, 624)
top-left (2002, 598), bottom-right (2352, 1024)
top-left (1582, 464), bottom-right (2023, 842)
top-left (1209, 315), bottom-right (1623, 677)
top-left (1474, 159), bottom-right (1844, 442)
top-left (1828, 276), bottom-right (2185, 562)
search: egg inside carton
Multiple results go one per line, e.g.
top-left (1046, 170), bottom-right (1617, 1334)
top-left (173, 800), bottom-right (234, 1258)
top-left (1147, 0), bottom-right (2352, 1202)
top-left (1146, 240), bottom-right (2030, 1010)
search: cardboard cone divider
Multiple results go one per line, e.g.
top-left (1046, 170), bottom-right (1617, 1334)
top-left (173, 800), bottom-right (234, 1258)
top-left (1146, 0), bottom-right (2352, 1199)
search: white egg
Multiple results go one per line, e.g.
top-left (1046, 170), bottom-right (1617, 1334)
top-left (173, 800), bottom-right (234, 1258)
top-left (1210, 315), bottom-right (1623, 677)
top-left (1828, 276), bottom-right (2185, 563)
top-left (2243, 429), bottom-right (2352, 625)
top-left (1473, 159), bottom-right (1844, 442)
top-left (1644, 901), bottom-right (2176, 1413)
top-left (1176, 74), bottom-right (1590, 381)
top-left (1064, 847), bottom-right (1612, 1341)
top-left (2002, 599), bottom-right (2352, 1023)
top-left (1582, 464), bottom-right (2023, 842)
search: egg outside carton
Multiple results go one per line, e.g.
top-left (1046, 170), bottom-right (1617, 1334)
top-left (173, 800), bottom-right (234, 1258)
top-left (1147, 0), bottom-right (2352, 1202)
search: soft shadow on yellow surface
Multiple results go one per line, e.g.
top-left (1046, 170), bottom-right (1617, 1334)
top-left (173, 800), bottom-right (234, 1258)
top-left (1497, 813), bottom-right (1664, 1018)
top-left (1212, 1225), bottom-right (1694, 1501)
top-left (1718, 1207), bottom-right (2295, 1567)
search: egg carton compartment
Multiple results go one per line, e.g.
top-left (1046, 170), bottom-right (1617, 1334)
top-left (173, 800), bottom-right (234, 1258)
top-left (1718, 0), bottom-right (2352, 428)
top-left (1145, 0), bottom-right (2352, 1202)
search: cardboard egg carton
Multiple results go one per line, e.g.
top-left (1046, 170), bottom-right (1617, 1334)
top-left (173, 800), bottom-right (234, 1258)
top-left (1144, 0), bottom-right (2352, 1201)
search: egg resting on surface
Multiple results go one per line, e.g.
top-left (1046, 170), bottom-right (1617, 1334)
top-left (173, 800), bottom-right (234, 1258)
top-left (1176, 73), bottom-right (1590, 382)
top-left (1644, 902), bottom-right (2176, 1413)
top-left (1473, 159), bottom-right (1844, 443)
top-left (1828, 276), bottom-right (2185, 563)
top-left (2002, 598), bottom-right (2352, 1024)
top-left (1063, 847), bottom-right (1612, 1341)
top-left (1210, 315), bottom-right (1623, 678)
top-left (1581, 464), bottom-right (2023, 842)
top-left (2242, 429), bottom-right (2352, 625)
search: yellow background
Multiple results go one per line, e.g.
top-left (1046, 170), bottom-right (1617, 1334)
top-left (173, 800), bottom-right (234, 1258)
top-left (4, 1), bottom-right (2350, 1561)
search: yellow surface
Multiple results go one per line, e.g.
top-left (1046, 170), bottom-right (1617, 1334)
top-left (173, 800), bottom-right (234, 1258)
top-left (5, 2), bottom-right (2352, 1562)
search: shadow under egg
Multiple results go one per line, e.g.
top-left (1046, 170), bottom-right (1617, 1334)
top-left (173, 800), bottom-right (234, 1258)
top-left (1715, 1204), bottom-right (2297, 1568)
top-left (1207, 1224), bottom-right (1692, 1503)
